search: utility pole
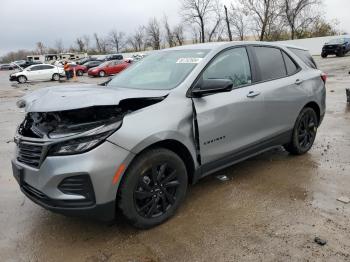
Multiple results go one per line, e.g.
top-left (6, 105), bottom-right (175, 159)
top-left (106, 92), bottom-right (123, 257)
top-left (224, 5), bottom-right (233, 41)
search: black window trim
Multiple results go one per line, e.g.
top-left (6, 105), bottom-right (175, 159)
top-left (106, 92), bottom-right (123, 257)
top-left (281, 49), bottom-right (300, 76)
top-left (287, 47), bottom-right (317, 69)
top-left (186, 45), bottom-right (256, 98)
top-left (250, 45), bottom-right (302, 85)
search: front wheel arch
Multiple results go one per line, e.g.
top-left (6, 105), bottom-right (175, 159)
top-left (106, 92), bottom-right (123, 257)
top-left (121, 140), bottom-right (195, 187)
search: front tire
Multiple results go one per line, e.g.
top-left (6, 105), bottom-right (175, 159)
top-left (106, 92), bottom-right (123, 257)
top-left (17, 75), bottom-right (27, 83)
top-left (99, 70), bottom-right (106, 77)
top-left (321, 52), bottom-right (327, 58)
top-left (77, 70), bottom-right (83, 76)
top-left (284, 108), bottom-right (318, 155)
top-left (118, 148), bottom-right (188, 229)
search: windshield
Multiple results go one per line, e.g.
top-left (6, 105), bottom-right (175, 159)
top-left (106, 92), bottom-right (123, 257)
top-left (328, 38), bottom-right (346, 44)
top-left (107, 49), bottom-right (209, 90)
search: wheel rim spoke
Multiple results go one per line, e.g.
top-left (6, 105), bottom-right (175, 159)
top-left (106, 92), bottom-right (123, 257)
top-left (139, 199), bottom-right (154, 212)
top-left (161, 170), bottom-right (176, 184)
top-left (160, 195), bottom-right (168, 212)
top-left (146, 199), bottom-right (158, 218)
top-left (135, 190), bottom-right (153, 200)
top-left (164, 180), bottom-right (180, 188)
top-left (164, 189), bottom-right (175, 204)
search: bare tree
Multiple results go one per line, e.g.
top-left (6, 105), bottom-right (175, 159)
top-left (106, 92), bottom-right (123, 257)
top-left (181, 0), bottom-right (216, 43)
top-left (127, 26), bottom-right (146, 52)
top-left (240, 0), bottom-right (280, 41)
top-left (229, 4), bottom-right (250, 40)
top-left (224, 5), bottom-right (232, 41)
top-left (36, 42), bottom-right (46, 55)
top-left (54, 39), bottom-right (64, 53)
top-left (163, 15), bottom-right (175, 47)
top-left (82, 35), bottom-right (90, 52)
top-left (75, 37), bottom-right (85, 52)
top-left (173, 24), bottom-right (185, 45)
top-left (93, 33), bottom-right (108, 53)
top-left (207, 0), bottom-right (223, 42)
top-left (282, 0), bottom-right (319, 39)
top-left (146, 18), bottom-right (161, 50)
top-left (108, 30), bottom-right (126, 53)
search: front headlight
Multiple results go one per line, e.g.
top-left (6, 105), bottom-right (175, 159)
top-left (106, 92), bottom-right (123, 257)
top-left (48, 121), bottom-right (121, 156)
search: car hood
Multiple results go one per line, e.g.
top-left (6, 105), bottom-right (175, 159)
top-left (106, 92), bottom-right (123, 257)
top-left (18, 84), bottom-right (170, 112)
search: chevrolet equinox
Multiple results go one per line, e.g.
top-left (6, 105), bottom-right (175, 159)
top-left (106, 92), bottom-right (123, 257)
top-left (12, 42), bottom-right (326, 228)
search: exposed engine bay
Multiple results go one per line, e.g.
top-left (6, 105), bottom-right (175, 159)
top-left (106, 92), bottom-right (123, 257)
top-left (18, 97), bottom-right (165, 139)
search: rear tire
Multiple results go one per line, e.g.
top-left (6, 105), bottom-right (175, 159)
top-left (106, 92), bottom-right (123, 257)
top-left (17, 75), bottom-right (27, 83)
top-left (77, 70), bottom-right (83, 76)
top-left (321, 53), bottom-right (327, 58)
top-left (52, 73), bottom-right (60, 81)
top-left (284, 107), bottom-right (318, 155)
top-left (99, 71), bottom-right (106, 77)
top-left (118, 148), bottom-right (188, 229)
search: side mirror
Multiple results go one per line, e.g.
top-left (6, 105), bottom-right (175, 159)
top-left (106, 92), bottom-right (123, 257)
top-left (26, 69), bottom-right (31, 71)
top-left (191, 79), bottom-right (233, 97)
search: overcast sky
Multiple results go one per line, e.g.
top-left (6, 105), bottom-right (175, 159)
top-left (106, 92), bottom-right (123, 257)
top-left (0, 0), bottom-right (349, 56)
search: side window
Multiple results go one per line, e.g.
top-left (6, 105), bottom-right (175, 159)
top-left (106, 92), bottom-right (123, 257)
top-left (29, 66), bottom-right (40, 71)
top-left (202, 47), bottom-right (252, 87)
top-left (41, 65), bottom-right (53, 70)
top-left (288, 47), bottom-right (317, 69)
top-left (254, 47), bottom-right (287, 81)
top-left (282, 52), bottom-right (298, 75)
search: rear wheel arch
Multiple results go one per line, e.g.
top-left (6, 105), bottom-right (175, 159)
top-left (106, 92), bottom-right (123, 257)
top-left (303, 101), bottom-right (321, 126)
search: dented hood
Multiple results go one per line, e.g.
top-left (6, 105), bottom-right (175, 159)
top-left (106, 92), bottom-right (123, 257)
top-left (18, 84), bottom-right (170, 112)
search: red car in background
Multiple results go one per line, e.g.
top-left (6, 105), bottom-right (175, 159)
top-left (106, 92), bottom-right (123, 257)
top-left (88, 60), bottom-right (132, 77)
top-left (69, 64), bottom-right (88, 76)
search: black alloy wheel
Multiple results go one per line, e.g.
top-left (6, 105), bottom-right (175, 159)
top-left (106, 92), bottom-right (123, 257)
top-left (118, 148), bottom-right (188, 229)
top-left (296, 110), bottom-right (317, 151)
top-left (284, 107), bottom-right (318, 155)
top-left (134, 162), bottom-right (180, 218)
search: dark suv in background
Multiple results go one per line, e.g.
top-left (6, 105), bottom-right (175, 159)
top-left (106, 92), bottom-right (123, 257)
top-left (321, 38), bottom-right (350, 58)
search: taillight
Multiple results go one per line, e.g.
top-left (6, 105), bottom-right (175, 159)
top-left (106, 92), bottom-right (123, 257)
top-left (321, 73), bottom-right (327, 84)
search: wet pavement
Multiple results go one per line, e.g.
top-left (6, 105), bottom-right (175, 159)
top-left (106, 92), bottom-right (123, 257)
top-left (0, 57), bottom-right (349, 261)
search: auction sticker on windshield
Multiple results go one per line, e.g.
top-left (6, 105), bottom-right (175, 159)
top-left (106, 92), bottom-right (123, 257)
top-left (176, 58), bottom-right (203, 64)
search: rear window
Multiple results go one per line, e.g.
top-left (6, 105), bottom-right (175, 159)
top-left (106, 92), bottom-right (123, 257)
top-left (288, 48), bottom-right (317, 69)
top-left (282, 52), bottom-right (299, 75)
top-left (254, 46), bottom-right (287, 81)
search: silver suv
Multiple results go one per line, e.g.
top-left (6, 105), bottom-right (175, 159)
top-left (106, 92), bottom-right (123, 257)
top-left (12, 42), bottom-right (326, 228)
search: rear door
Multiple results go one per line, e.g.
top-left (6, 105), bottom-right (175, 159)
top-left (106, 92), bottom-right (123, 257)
top-left (251, 46), bottom-right (306, 138)
top-left (193, 47), bottom-right (268, 165)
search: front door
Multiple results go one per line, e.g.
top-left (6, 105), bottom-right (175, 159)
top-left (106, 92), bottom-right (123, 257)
top-left (192, 47), bottom-right (267, 165)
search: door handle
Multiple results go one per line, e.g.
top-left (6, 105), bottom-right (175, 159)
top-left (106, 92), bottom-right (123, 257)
top-left (247, 91), bottom-right (261, 98)
top-left (295, 79), bottom-right (303, 85)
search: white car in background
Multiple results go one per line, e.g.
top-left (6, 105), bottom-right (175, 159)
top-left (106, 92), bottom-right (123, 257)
top-left (9, 64), bottom-right (65, 83)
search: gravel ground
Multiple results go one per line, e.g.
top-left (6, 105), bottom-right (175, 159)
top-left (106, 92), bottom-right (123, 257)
top-left (0, 56), bottom-right (349, 262)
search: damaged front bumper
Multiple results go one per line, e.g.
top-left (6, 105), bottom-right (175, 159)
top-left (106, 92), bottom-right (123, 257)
top-left (9, 75), bottom-right (17, 81)
top-left (12, 137), bottom-right (134, 221)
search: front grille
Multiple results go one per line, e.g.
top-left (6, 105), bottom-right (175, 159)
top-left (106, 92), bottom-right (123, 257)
top-left (17, 141), bottom-right (45, 168)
